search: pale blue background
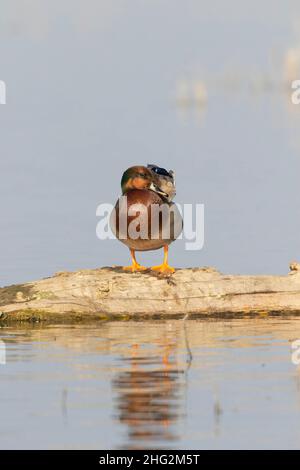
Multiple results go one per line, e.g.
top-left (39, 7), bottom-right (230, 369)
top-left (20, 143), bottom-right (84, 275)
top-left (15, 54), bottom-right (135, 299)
top-left (1, 0), bottom-right (300, 285)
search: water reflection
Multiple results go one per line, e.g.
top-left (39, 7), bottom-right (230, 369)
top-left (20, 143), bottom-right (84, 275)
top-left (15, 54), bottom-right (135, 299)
top-left (112, 342), bottom-right (186, 449)
top-left (1, 318), bottom-right (300, 449)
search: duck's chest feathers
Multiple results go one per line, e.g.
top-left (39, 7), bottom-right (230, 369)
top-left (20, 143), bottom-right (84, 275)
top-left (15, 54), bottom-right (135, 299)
top-left (111, 189), bottom-right (182, 251)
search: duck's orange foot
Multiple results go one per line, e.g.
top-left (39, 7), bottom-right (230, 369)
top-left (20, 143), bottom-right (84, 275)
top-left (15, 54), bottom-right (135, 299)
top-left (151, 263), bottom-right (175, 275)
top-left (123, 263), bottom-right (147, 273)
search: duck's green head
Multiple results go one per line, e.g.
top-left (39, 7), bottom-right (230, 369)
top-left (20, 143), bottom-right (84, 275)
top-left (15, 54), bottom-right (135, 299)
top-left (121, 166), bottom-right (168, 197)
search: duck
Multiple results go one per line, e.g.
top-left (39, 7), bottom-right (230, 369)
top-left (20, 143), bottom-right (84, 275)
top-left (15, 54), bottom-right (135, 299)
top-left (110, 165), bottom-right (182, 274)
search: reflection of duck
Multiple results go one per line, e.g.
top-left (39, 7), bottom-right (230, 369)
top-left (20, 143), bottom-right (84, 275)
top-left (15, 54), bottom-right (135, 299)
top-left (112, 342), bottom-right (184, 449)
top-left (110, 165), bottom-right (182, 274)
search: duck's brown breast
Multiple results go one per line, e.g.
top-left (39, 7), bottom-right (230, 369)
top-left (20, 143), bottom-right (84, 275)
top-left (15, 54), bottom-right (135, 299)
top-left (110, 189), bottom-right (182, 251)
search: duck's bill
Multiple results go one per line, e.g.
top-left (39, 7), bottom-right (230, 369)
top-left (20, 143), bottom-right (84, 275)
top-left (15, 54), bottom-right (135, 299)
top-left (149, 182), bottom-right (169, 199)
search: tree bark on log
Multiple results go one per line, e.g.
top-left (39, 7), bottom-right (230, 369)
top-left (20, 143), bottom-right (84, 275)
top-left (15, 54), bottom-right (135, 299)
top-left (1, 263), bottom-right (300, 322)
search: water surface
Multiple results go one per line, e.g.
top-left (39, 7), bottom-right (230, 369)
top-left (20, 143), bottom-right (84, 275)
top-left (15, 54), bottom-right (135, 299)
top-left (1, 317), bottom-right (300, 449)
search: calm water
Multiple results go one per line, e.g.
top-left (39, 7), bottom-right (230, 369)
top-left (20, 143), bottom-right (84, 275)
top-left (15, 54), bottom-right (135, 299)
top-left (1, 317), bottom-right (300, 449)
top-left (1, 0), bottom-right (300, 451)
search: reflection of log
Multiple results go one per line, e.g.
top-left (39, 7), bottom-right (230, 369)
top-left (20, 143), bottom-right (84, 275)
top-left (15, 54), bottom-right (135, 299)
top-left (1, 263), bottom-right (300, 322)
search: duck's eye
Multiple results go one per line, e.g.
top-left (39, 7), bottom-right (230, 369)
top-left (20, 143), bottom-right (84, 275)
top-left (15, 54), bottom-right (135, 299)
top-left (137, 172), bottom-right (148, 178)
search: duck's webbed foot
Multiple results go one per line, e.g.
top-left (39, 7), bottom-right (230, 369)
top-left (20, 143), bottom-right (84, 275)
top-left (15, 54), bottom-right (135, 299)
top-left (123, 249), bottom-right (147, 272)
top-left (151, 245), bottom-right (175, 275)
top-left (151, 263), bottom-right (175, 275)
top-left (123, 263), bottom-right (147, 272)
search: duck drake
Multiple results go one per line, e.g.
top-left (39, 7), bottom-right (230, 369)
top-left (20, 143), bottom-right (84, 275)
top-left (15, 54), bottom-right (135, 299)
top-left (110, 165), bottom-right (183, 274)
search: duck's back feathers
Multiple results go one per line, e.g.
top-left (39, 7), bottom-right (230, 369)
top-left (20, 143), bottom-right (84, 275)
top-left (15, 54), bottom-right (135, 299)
top-left (147, 164), bottom-right (176, 201)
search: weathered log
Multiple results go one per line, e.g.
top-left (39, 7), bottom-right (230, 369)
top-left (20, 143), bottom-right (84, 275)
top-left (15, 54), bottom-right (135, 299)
top-left (1, 263), bottom-right (300, 322)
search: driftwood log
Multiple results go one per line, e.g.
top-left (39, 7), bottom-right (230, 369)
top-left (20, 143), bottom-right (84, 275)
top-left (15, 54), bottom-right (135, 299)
top-left (1, 263), bottom-right (300, 322)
